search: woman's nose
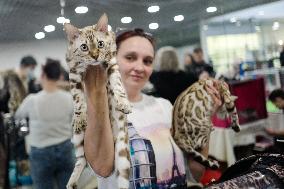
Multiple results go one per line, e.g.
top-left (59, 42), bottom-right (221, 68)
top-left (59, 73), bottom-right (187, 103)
top-left (134, 59), bottom-right (144, 72)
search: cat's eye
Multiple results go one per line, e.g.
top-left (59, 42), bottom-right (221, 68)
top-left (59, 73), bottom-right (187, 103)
top-left (80, 44), bottom-right (88, 51)
top-left (98, 41), bottom-right (104, 48)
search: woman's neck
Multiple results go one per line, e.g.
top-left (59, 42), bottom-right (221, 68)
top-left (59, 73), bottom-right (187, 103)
top-left (126, 88), bottom-right (142, 102)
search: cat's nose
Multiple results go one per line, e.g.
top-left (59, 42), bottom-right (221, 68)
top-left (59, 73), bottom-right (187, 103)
top-left (90, 49), bottom-right (99, 60)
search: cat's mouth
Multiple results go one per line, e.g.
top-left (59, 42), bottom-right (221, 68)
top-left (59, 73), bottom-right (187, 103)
top-left (89, 61), bottom-right (102, 66)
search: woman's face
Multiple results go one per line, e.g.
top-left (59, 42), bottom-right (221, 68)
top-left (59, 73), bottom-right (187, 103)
top-left (117, 36), bottom-right (154, 92)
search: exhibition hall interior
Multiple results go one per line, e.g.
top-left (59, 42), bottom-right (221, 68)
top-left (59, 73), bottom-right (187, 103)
top-left (0, 0), bottom-right (284, 189)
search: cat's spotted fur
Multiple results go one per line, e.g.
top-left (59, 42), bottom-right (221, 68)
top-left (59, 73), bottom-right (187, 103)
top-left (64, 14), bottom-right (131, 189)
top-left (171, 79), bottom-right (240, 176)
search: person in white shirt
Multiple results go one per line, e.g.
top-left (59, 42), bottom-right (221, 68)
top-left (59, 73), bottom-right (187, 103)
top-left (15, 58), bottom-right (74, 189)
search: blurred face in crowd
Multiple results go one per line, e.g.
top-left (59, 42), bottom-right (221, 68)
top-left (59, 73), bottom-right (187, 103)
top-left (193, 51), bottom-right (204, 63)
top-left (117, 36), bottom-right (154, 93)
top-left (184, 54), bottom-right (192, 66)
top-left (273, 97), bottom-right (284, 109)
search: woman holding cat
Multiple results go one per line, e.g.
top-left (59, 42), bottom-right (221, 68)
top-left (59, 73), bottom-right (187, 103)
top-left (84, 28), bottom-right (221, 188)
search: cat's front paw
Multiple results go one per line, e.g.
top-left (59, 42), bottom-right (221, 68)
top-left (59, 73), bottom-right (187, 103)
top-left (116, 100), bottom-right (132, 114)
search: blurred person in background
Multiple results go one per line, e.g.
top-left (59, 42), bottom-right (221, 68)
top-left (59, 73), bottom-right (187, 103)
top-left (265, 88), bottom-right (284, 154)
top-left (280, 46), bottom-right (284, 67)
top-left (186, 47), bottom-right (215, 80)
top-left (15, 58), bottom-right (74, 189)
top-left (184, 52), bottom-right (193, 68)
top-left (150, 46), bottom-right (197, 104)
top-left (17, 55), bottom-right (40, 94)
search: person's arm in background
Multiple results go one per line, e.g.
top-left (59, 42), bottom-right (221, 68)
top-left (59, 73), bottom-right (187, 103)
top-left (265, 128), bottom-right (284, 136)
top-left (83, 65), bottom-right (115, 177)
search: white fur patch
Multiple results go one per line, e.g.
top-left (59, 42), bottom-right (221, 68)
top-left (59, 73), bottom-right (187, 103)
top-left (75, 146), bottom-right (84, 157)
top-left (116, 156), bottom-right (130, 170)
top-left (72, 132), bottom-right (84, 145)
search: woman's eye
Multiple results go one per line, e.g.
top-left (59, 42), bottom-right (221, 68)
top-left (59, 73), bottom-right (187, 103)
top-left (80, 44), bottom-right (88, 51)
top-left (98, 41), bottom-right (104, 48)
top-left (126, 56), bottom-right (135, 61)
top-left (144, 59), bottom-right (153, 66)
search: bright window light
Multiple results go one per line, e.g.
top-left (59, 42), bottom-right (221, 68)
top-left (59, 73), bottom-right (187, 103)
top-left (273, 22), bottom-right (280, 30)
top-left (121, 17), bottom-right (132, 24)
top-left (279, 40), bottom-right (283, 46)
top-left (148, 5), bottom-right (160, 13)
top-left (230, 17), bottom-right (237, 23)
top-left (149, 23), bottom-right (159, 30)
top-left (255, 26), bottom-right (261, 31)
top-left (75, 6), bottom-right (88, 14)
top-left (35, 32), bottom-right (45, 39)
top-left (44, 25), bottom-right (55, 32)
top-left (206, 6), bottom-right (217, 13)
top-left (174, 15), bottom-right (184, 22)
top-left (108, 25), bottom-right (112, 31)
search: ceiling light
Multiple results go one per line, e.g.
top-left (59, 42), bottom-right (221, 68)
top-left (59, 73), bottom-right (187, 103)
top-left (64, 18), bottom-right (70, 23)
top-left (206, 6), bottom-right (217, 13)
top-left (35, 32), bottom-right (45, 39)
top-left (108, 25), bottom-right (112, 31)
top-left (279, 40), bottom-right (283, 46)
top-left (44, 25), bottom-right (55, 32)
top-left (75, 6), bottom-right (88, 14)
top-left (148, 5), bottom-right (160, 13)
top-left (174, 15), bottom-right (184, 22)
top-left (230, 17), bottom-right (237, 23)
top-left (121, 17), bottom-right (132, 24)
top-left (149, 23), bottom-right (159, 30)
top-left (57, 16), bottom-right (66, 24)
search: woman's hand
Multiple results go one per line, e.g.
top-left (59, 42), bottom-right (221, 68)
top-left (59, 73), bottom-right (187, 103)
top-left (205, 79), bottom-right (222, 114)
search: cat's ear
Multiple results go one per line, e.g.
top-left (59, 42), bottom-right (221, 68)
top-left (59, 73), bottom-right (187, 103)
top-left (95, 13), bottom-right (108, 33)
top-left (231, 95), bottom-right (238, 101)
top-left (64, 23), bottom-right (80, 41)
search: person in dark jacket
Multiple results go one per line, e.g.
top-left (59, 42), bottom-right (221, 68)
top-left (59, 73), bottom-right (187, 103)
top-left (150, 46), bottom-right (197, 104)
top-left (185, 47), bottom-right (215, 80)
top-left (280, 46), bottom-right (284, 67)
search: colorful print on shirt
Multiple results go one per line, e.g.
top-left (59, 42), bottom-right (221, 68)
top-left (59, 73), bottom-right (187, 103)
top-left (128, 123), bottom-right (187, 189)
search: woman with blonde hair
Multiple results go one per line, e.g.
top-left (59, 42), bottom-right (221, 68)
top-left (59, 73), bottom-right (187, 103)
top-left (150, 46), bottom-right (197, 104)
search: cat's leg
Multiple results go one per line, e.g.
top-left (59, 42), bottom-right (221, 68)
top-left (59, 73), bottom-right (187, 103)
top-left (67, 73), bottom-right (87, 189)
top-left (176, 137), bottom-right (219, 170)
top-left (109, 97), bottom-right (130, 189)
top-left (230, 110), bottom-right (240, 132)
top-left (107, 58), bottom-right (131, 114)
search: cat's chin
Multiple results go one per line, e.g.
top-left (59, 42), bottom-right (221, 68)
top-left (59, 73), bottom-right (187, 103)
top-left (89, 61), bottom-right (102, 66)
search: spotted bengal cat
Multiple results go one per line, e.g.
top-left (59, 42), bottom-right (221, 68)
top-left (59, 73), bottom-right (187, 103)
top-left (64, 14), bottom-right (131, 189)
top-left (171, 79), bottom-right (240, 174)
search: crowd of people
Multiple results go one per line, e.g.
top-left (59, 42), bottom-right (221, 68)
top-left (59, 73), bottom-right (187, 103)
top-left (0, 25), bottom-right (283, 189)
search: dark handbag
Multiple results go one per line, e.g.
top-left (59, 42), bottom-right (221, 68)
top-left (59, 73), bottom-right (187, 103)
top-left (205, 153), bottom-right (284, 189)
